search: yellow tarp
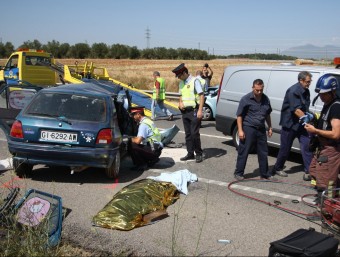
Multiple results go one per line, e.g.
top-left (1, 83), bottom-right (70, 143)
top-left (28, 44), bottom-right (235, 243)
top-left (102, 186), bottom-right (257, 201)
top-left (92, 179), bottom-right (179, 231)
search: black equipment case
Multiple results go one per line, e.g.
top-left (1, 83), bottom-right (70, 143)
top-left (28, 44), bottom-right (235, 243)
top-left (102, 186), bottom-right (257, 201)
top-left (268, 227), bottom-right (339, 257)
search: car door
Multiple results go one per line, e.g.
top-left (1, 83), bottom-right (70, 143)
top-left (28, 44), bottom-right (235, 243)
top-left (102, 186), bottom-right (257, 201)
top-left (0, 84), bottom-right (41, 135)
top-left (3, 54), bottom-right (20, 85)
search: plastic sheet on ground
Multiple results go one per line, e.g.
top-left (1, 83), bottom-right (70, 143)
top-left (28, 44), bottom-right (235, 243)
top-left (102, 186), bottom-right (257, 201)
top-left (92, 179), bottom-right (179, 231)
top-left (147, 169), bottom-right (198, 195)
top-left (0, 157), bottom-right (13, 171)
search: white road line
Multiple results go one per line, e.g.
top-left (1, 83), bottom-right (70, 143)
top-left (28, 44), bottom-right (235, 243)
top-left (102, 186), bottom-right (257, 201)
top-left (149, 170), bottom-right (315, 204)
top-left (159, 127), bottom-right (232, 140)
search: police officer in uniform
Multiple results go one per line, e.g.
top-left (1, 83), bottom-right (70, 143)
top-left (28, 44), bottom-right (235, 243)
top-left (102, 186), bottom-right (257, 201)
top-left (128, 106), bottom-right (163, 171)
top-left (304, 74), bottom-right (340, 207)
top-left (172, 63), bottom-right (204, 163)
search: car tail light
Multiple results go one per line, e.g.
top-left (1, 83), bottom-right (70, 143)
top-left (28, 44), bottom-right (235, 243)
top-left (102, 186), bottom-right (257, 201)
top-left (96, 129), bottom-right (113, 144)
top-left (216, 73), bottom-right (224, 104)
top-left (10, 120), bottom-right (24, 138)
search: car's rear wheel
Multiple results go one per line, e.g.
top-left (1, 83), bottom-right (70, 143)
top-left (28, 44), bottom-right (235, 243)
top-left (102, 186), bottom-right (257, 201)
top-left (13, 159), bottom-right (33, 178)
top-left (105, 150), bottom-right (120, 179)
top-left (202, 104), bottom-right (213, 121)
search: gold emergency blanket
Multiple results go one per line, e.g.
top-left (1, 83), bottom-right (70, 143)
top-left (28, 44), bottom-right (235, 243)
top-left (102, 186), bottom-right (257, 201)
top-left (92, 179), bottom-right (179, 230)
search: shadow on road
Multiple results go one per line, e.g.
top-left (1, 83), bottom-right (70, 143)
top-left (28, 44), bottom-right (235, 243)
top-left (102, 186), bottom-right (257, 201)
top-left (27, 154), bottom-right (178, 184)
top-left (203, 147), bottom-right (227, 159)
top-left (27, 157), bottom-right (146, 184)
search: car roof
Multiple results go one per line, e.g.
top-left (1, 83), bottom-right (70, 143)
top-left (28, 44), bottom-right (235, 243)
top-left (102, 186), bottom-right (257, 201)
top-left (40, 83), bottom-right (117, 97)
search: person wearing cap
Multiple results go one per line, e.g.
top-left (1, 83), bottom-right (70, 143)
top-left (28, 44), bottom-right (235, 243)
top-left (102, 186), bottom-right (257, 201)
top-left (128, 106), bottom-right (163, 171)
top-left (271, 71), bottom-right (313, 181)
top-left (151, 71), bottom-right (174, 121)
top-left (304, 74), bottom-right (340, 215)
top-left (201, 63), bottom-right (213, 88)
top-left (172, 63), bottom-right (204, 163)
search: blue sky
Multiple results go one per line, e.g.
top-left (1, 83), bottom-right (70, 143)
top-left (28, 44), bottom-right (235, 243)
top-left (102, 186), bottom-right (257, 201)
top-left (2, 0), bottom-right (340, 56)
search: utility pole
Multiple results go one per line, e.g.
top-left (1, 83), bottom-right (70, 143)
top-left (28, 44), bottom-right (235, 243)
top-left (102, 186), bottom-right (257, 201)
top-left (145, 27), bottom-right (151, 49)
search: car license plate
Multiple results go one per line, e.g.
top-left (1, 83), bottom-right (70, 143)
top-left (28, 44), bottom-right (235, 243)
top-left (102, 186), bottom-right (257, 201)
top-left (40, 130), bottom-right (78, 143)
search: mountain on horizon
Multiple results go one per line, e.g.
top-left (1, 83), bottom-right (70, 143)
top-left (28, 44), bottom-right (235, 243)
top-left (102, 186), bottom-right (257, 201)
top-left (282, 44), bottom-right (340, 60)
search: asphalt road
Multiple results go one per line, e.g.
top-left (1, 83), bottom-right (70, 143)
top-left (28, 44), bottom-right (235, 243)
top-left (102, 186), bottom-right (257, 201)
top-left (0, 117), bottom-right (324, 256)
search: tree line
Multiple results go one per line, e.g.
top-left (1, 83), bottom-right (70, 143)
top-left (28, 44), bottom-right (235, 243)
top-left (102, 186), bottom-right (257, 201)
top-left (0, 39), bottom-right (297, 60)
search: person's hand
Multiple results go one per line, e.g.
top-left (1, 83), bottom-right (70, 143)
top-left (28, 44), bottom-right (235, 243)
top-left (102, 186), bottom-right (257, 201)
top-left (178, 102), bottom-right (185, 110)
top-left (299, 112), bottom-right (314, 125)
top-left (304, 123), bottom-right (317, 134)
top-left (197, 109), bottom-right (203, 120)
top-left (267, 128), bottom-right (273, 138)
top-left (239, 130), bottom-right (245, 141)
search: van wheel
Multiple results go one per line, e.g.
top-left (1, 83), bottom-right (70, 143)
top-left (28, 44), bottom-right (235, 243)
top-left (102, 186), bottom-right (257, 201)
top-left (232, 126), bottom-right (240, 150)
top-left (232, 126), bottom-right (256, 153)
top-left (13, 159), bottom-right (33, 178)
top-left (105, 150), bottom-right (120, 178)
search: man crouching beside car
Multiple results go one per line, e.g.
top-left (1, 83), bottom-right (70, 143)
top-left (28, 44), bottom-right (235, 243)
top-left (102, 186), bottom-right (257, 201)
top-left (127, 106), bottom-right (163, 172)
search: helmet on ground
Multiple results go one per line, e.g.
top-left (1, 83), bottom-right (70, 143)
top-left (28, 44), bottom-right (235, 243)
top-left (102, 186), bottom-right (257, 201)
top-left (315, 74), bottom-right (338, 93)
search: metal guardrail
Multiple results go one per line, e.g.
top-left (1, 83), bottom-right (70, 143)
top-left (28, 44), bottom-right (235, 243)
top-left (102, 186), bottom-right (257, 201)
top-left (142, 90), bottom-right (180, 100)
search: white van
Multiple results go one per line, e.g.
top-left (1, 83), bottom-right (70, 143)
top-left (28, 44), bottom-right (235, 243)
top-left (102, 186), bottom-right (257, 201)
top-left (215, 64), bottom-right (340, 152)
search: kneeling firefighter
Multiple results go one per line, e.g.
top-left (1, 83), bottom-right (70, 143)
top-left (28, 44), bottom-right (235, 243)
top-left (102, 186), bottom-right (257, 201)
top-left (128, 106), bottom-right (163, 172)
top-left (304, 74), bottom-right (340, 207)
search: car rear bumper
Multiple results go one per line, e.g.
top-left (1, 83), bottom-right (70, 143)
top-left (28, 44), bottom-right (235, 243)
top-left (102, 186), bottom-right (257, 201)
top-left (8, 140), bottom-right (120, 168)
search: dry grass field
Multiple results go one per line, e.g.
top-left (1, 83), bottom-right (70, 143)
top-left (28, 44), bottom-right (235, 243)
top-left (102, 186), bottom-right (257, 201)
top-left (57, 59), bottom-right (284, 92)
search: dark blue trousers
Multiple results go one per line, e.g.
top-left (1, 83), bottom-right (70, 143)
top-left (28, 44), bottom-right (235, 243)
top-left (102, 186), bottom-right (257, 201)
top-left (235, 126), bottom-right (269, 177)
top-left (273, 127), bottom-right (312, 173)
top-left (182, 109), bottom-right (202, 156)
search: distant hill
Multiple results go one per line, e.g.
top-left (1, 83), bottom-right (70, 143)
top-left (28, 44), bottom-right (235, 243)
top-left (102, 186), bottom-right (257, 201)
top-left (282, 44), bottom-right (340, 60)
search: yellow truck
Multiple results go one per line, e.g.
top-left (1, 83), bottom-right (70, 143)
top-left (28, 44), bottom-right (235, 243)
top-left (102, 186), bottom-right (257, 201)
top-left (0, 49), bottom-right (57, 91)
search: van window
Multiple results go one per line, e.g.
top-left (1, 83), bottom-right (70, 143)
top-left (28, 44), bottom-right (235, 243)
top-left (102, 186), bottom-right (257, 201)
top-left (267, 70), bottom-right (320, 112)
top-left (224, 70), bottom-right (270, 101)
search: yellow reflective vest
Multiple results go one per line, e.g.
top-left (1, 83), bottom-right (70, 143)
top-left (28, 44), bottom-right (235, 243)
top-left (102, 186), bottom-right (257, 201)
top-left (140, 117), bottom-right (162, 144)
top-left (152, 77), bottom-right (166, 100)
top-left (179, 77), bottom-right (197, 108)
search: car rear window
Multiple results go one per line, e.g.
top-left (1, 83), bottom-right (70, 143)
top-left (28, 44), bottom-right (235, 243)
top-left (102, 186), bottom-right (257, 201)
top-left (25, 92), bottom-right (107, 122)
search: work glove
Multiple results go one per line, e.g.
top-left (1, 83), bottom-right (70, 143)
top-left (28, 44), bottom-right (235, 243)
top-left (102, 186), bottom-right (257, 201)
top-left (299, 112), bottom-right (314, 126)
